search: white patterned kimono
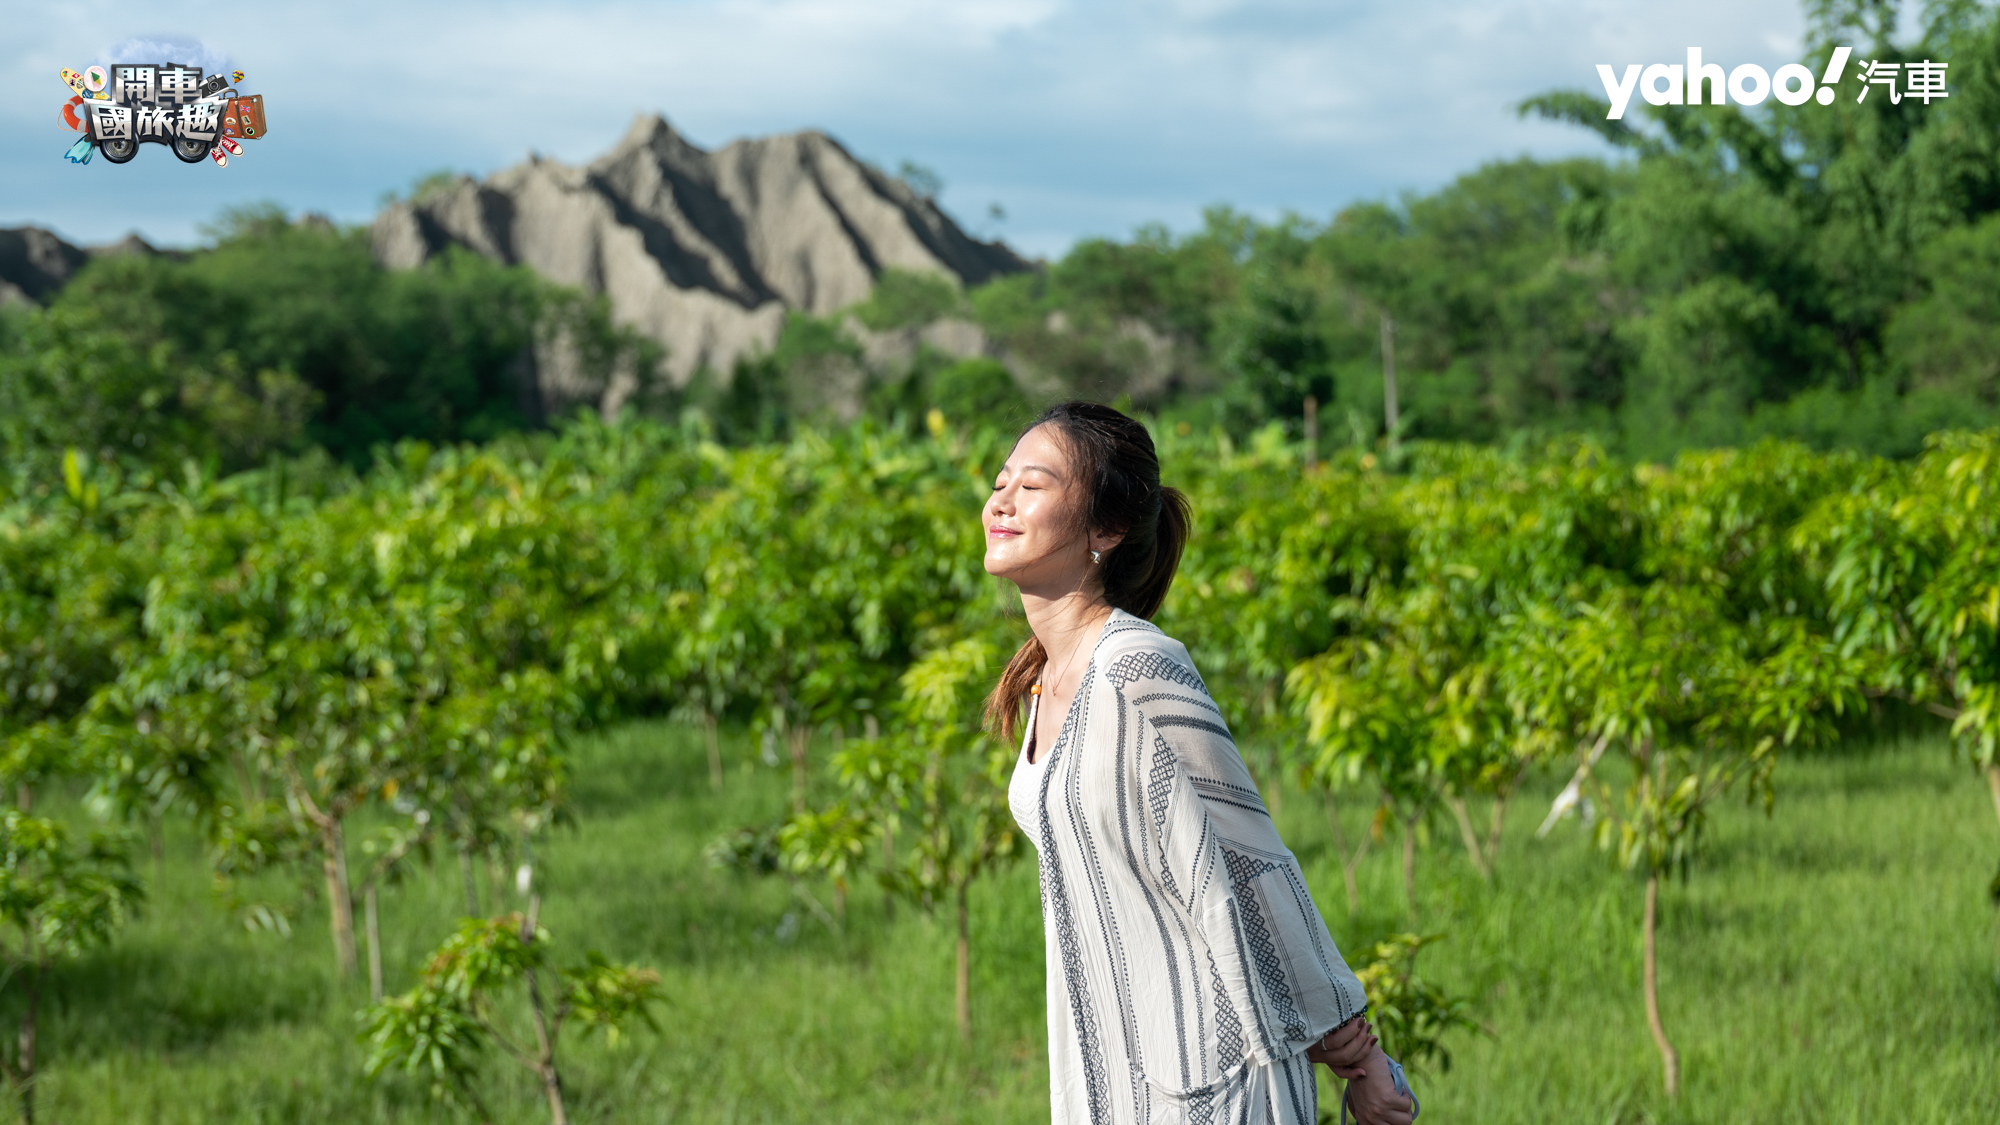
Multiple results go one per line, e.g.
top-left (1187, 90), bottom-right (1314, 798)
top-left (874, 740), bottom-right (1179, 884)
top-left (1009, 610), bottom-right (1367, 1125)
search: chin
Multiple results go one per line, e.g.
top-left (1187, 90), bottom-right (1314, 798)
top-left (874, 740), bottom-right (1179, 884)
top-left (983, 549), bottom-right (1024, 582)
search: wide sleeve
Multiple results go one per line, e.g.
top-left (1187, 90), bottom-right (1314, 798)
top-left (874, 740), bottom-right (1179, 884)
top-left (1131, 696), bottom-right (1368, 1067)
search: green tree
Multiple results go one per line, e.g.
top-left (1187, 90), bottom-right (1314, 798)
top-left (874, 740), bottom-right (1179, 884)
top-left (817, 634), bottom-right (1024, 1039)
top-left (0, 811), bottom-right (143, 1124)
top-left (1795, 429), bottom-right (2000, 853)
top-left (363, 912), bottom-right (663, 1124)
top-left (113, 445), bottom-right (583, 977)
top-left (29, 209), bottom-right (655, 465)
top-left (0, 475), bottom-right (147, 1124)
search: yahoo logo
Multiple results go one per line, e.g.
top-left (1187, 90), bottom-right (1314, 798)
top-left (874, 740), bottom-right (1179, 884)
top-left (1596, 47), bottom-right (1950, 120)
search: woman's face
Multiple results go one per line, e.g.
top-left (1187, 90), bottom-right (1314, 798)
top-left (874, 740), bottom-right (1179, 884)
top-left (983, 425), bottom-right (1085, 588)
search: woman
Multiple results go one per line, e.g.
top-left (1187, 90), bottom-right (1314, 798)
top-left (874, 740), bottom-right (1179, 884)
top-left (985, 402), bottom-right (1418, 1125)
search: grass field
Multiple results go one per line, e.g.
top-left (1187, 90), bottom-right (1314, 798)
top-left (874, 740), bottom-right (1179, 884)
top-left (9, 719), bottom-right (1999, 1124)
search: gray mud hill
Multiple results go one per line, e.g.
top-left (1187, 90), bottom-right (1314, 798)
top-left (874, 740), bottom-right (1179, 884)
top-left (0, 228), bottom-right (89, 307)
top-left (0, 228), bottom-right (175, 307)
top-left (371, 114), bottom-right (1030, 381)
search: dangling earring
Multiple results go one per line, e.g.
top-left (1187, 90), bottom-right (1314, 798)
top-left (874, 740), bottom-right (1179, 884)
top-left (1090, 549), bottom-right (1101, 564)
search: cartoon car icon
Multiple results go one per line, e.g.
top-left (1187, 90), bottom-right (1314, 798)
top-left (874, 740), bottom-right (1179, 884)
top-left (88, 103), bottom-right (221, 164)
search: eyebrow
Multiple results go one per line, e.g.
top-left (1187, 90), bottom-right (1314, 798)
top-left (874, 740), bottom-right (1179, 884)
top-left (1000, 462), bottom-right (1062, 479)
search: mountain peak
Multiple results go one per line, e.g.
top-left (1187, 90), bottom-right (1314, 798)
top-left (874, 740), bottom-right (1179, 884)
top-left (373, 117), bottom-right (1027, 383)
top-left (610, 113), bottom-right (701, 160)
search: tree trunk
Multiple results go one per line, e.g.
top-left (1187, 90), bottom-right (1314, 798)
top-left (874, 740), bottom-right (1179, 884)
top-left (322, 819), bottom-right (357, 977)
top-left (1402, 812), bottom-right (1419, 928)
top-left (954, 882), bottom-right (972, 1042)
top-left (538, 1057), bottom-right (569, 1125)
top-left (789, 723), bottom-right (811, 814)
top-left (1485, 792), bottom-right (1510, 869)
top-left (525, 969), bottom-right (568, 1125)
top-left (1303, 394), bottom-right (1319, 471)
top-left (1643, 874), bottom-right (1680, 1098)
top-left (365, 883), bottom-right (384, 1002)
top-left (1986, 764), bottom-right (2000, 833)
top-left (458, 846), bottom-right (481, 918)
top-left (882, 818), bottom-right (897, 923)
top-left (16, 960), bottom-right (37, 1125)
top-left (488, 847), bottom-right (508, 906)
top-left (1445, 792), bottom-right (1492, 880)
top-left (519, 898), bottom-right (569, 1125)
top-left (704, 710), bottom-right (724, 791)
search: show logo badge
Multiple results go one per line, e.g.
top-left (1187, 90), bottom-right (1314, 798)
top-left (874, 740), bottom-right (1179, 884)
top-left (59, 61), bottom-right (266, 167)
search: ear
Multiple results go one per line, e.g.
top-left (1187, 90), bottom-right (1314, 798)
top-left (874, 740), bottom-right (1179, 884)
top-left (1088, 527), bottom-right (1126, 555)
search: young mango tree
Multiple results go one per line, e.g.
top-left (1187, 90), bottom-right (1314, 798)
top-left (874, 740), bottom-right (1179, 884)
top-left (1795, 430), bottom-right (2000, 869)
top-left (0, 481), bottom-right (147, 1124)
top-left (1162, 437), bottom-right (1349, 743)
top-left (1503, 585), bottom-right (1742, 1099)
top-left (118, 447), bottom-right (581, 978)
top-left (683, 443), bottom-right (848, 812)
top-left (1286, 442), bottom-right (1629, 911)
top-left (0, 810), bottom-right (143, 1124)
top-left (1347, 932), bottom-right (1482, 1074)
top-left (363, 911), bottom-right (664, 1125)
top-left (372, 446), bottom-right (587, 925)
top-left (1500, 568), bottom-right (1858, 1099)
top-left (706, 427), bottom-right (997, 927)
top-left (773, 631), bottom-right (1022, 1040)
top-left (118, 497), bottom-right (416, 975)
top-left (1289, 622), bottom-right (1491, 925)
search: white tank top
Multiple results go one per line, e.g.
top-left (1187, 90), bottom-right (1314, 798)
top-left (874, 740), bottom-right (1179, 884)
top-left (1006, 687), bottom-right (1044, 842)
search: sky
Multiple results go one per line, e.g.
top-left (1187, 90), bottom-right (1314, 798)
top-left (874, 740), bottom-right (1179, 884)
top-left (5, 0), bottom-right (1813, 260)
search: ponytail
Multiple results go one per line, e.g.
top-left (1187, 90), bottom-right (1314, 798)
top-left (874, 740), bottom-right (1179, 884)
top-left (985, 633), bottom-right (1047, 743)
top-left (1102, 485), bottom-right (1190, 621)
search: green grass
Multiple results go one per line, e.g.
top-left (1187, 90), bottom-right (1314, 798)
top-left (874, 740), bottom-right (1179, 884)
top-left (9, 723), bottom-right (1999, 1123)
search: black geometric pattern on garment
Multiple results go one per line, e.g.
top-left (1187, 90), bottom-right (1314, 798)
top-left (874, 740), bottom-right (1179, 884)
top-left (1192, 776), bottom-right (1266, 806)
top-left (1190, 776), bottom-right (1269, 817)
top-left (1147, 735), bottom-right (1175, 839)
top-left (1208, 952), bottom-right (1246, 1070)
top-left (1221, 847), bottom-right (1309, 1043)
top-left (1147, 733), bottom-right (1183, 905)
top-left (1150, 714), bottom-right (1233, 739)
top-left (1190, 1083), bottom-right (1218, 1125)
top-left (1114, 697), bottom-right (1185, 1096)
top-left (1106, 650), bottom-right (1207, 693)
top-left (1040, 665), bottom-right (1114, 1124)
top-left (1276, 1045), bottom-right (1317, 1125)
top-left (1134, 689), bottom-right (1224, 716)
top-left (1192, 791), bottom-right (1272, 818)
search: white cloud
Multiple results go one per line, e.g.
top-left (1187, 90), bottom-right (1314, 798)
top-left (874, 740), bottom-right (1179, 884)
top-left (2, 0), bottom-right (1810, 256)
top-left (102, 35), bottom-right (235, 72)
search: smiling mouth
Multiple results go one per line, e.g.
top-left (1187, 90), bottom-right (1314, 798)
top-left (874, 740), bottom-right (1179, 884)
top-left (988, 526), bottom-right (1021, 537)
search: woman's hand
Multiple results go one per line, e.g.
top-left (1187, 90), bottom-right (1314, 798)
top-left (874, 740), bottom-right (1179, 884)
top-left (1305, 1016), bottom-right (1376, 1079)
top-left (1343, 1052), bottom-right (1416, 1125)
top-left (1307, 1018), bottom-right (1417, 1125)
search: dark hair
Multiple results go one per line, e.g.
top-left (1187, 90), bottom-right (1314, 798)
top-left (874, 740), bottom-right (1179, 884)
top-left (983, 401), bottom-right (1192, 741)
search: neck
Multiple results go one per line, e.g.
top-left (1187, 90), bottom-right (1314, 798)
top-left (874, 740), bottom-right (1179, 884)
top-left (1021, 583), bottom-right (1113, 679)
